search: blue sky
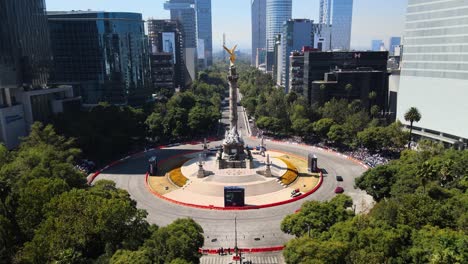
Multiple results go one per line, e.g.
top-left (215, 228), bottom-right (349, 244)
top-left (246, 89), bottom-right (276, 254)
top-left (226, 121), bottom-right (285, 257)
top-left (45, 0), bottom-right (408, 51)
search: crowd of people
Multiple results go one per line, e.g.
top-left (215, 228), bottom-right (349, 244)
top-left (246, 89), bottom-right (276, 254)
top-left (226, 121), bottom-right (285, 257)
top-left (345, 149), bottom-right (390, 168)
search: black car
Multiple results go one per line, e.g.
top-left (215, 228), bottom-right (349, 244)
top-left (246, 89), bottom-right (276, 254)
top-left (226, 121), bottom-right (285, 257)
top-left (336, 176), bottom-right (343, 181)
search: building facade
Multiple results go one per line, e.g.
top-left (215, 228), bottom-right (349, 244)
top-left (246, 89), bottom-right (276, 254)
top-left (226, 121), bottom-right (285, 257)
top-left (147, 19), bottom-right (186, 90)
top-left (0, 0), bottom-right (80, 149)
top-left (302, 51), bottom-right (388, 104)
top-left (389, 37), bottom-right (401, 55)
top-left (311, 69), bottom-right (388, 112)
top-left (371, 40), bottom-right (384, 51)
top-left (279, 19), bottom-right (313, 91)
top-left (312, 23), bottom-right (332, 51)
top-left (251, 0), bottom-right (267, 66)
top-left (266, 0), bottom-right (292, 53)
top-left (320, 0), bottom-right (353, 50)
top-left (195, 0), bottom-right (213, 68)
top-left (0, 0), bottom-right (52, 88)
top-left (398, 0), bottom-right (468, 147)
top-left (164, 0), bottom-right (197, 82)
top-left (48, 11), bottom-right (150, 106)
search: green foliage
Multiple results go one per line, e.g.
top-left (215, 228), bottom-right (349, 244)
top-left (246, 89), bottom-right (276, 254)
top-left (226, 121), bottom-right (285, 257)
top-left (110, 249), bottom-right (152, 264)
top-left (283, 236), bottom-right (348, 264)
top-left (17, 181), bottom-right (150, 263)
top-left (355, 165), bottom-right (397, 201)
top-left (16, 177), bottom-right (69, 239)
top-left (141, 218), bottom-right (204, 264)
top-left (281, 195), bottom-right (354, 237)
top-left (146, 72), bottom-right (226, 141)
top-left (53, 103), bottom-right (146, 163)
top-left (285, 148), bottom-right (467, 263)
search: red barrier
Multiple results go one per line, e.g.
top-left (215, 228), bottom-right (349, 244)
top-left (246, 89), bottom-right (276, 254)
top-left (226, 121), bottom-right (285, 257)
top-left (199, 246), bottom-right (285, 255)
top-left (145, 168), bottom-right (324, 211)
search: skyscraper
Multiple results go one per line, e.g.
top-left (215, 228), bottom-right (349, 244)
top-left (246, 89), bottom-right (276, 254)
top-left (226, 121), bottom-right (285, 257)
top-left (279, 19), bottom-right (313, 92)
top-left (147, 19), bottom-right (186, 89)
top-left (195, 0), bottom-right (213, 67)
top-left (0, 0), bottom-right (80, 149)
top-left (319, 0), bottom-right (353, 50)
top-left (48, 11), bottom-right (150, 105)
top-left (398, 0), bottom-right (468, 148)
top-left (0, 0), bottom-right (52, 88)
top-left (266, 0), bottom-right (292, 52)
top-left (371, 40), bottom-right (384, 51)
top-left (164, 0), bottom-right (197, 82)
top-left (389, 37), bottom-right (401, 56)
top-left (251, 0), bottom-right (267, 66)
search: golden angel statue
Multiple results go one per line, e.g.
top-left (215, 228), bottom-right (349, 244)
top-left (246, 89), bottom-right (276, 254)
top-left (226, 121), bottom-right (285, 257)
top-left (223, 44), bottom-right (237, 66)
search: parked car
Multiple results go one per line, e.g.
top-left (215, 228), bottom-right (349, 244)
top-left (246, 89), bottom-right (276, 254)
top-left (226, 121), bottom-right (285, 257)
top-left (336, 175), bottom-right (343, 181)
top-left (334, 187), bottom-right (344, 194)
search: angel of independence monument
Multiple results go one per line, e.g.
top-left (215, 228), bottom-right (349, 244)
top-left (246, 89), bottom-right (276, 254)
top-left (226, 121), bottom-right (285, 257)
top-left (216, 45), bottom-right (254, 169)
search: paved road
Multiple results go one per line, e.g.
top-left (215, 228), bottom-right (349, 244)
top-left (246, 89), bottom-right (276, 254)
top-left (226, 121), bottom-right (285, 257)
top-left (94, 98), bottom-right (372, 249)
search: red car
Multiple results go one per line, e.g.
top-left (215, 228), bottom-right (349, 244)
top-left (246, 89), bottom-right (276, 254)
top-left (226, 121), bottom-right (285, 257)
top-left (334, 187), bottom-right (344, 194)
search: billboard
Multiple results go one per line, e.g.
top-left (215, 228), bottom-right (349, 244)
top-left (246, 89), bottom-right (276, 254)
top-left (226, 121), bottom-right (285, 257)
top-left (224, 187), bottom-right (245, 207)
top-left (162, 32), bottom-right (176, 63)
top-left (307, 153), bottom-right (318, 172)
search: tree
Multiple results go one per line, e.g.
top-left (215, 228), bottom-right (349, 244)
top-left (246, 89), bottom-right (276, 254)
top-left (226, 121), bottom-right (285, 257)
top-left (312, 118), bottom-right (335, 140)
top-left (408, 226), bottom-right (468, 264)
top-left (281, 195), bottom-right (354, 237)
top-left (16, 177), bottom-right (70, 239)
top-left (18, 181), bottom-right (150, 263)
top-left (283, 236), bottom-right (348, 264)
top-left (344, 83), bottom-right (353, 101)
top-left (111, 249), bottom-right (152, 264)
top-left (404, 107), bottom-right (422, 148)
top-left (142, 218), bottom-right (204, 264)
top-left (355, 165), bottom-right (397, 201)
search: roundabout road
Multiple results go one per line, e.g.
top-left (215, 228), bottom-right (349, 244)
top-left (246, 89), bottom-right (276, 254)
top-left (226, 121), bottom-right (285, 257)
top-left (95, 142), bottom-right (371, 249)
top-left (93, 103), bottom-right (373, 249)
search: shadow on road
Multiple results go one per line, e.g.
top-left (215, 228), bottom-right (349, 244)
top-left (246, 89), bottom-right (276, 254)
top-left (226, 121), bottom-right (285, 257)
top-left (101, 148), bottom-right (202, 175)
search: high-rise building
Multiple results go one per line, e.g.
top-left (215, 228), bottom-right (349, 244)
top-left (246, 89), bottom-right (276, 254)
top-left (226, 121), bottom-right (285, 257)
top-left (0, 0), bottom-right (80, 149)
top-left (389, 37), bottom-right (401, 56)
top-left (0, 0), bottom-right (52, 88)
top-left (319, 0), bottom-right (353, 50)
top-left (48, 11), bottom-right (150, 106)
top-left (312, 23), bottom-right (332, 51)
top-left (251, 0), bottom-right (267, 66)
top-left (371, 40), bottom-right (384, 51)
top-left (302, 51), bottom-right (388, 105)
top-left (398, 0), bottom-right (468, 148)
top-left (195, 0), bottom-right (212, 68)
top-left (147, 19), bottom-right (186, 90)
top-left (266, 0), bottom-right (292, 53)
top-left (164, 0), bottom-right (197, 82)
top-left (279, 19), bottom-right (313, 92)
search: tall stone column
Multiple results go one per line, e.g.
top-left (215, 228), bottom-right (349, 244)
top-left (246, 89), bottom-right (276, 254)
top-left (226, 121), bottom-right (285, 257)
top-left (228, 65), bottom-right (239, 131)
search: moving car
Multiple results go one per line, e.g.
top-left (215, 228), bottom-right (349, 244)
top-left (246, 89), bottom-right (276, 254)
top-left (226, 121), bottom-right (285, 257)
top-left (334, 187), bottom-right (344, 194)
top-left (336, 175), bottom-right (343, 181)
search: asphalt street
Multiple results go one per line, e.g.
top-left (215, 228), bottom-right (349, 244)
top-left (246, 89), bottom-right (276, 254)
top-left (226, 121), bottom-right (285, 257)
top-left (94, 96), bottom-right (372, 249)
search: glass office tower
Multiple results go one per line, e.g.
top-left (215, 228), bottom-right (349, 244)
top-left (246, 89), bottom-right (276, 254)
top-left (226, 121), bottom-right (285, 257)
top-left (0, 0), bottom-right (52, 88)
top-left (195, 0), bottom-right (213, 67)
top-left (164, 0), bottom-right (197, 83)
top-left (266, 0), bottom-right (292, 52)
top-left (320, 0), bottom-right (353, 50)
top-left (389, 37), bottom-right (401, 55)
top-left (280, 19), bottom-right (313, 92)
top-left (398, 0), bottom-right (468, 147)
top-left (251, 0), bottom-right (267, 66)
top-left (48, 11), bottom-right (150, 105)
